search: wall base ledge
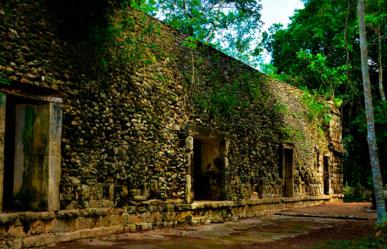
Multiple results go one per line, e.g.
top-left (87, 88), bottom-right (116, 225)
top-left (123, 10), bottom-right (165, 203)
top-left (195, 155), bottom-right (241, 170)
top-left (0, 196), bottom-right (341, 248)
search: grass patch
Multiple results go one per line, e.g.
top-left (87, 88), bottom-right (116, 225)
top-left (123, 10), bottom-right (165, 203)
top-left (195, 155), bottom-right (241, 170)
top-left (308, 236), bottom-right (386, 249)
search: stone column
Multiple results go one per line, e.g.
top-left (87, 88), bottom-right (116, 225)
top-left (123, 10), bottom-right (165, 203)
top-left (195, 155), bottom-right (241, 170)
top-left (0, 92), bottom-right (6, 212)
top-left (47, 99), bottom-right (62, 211)
top-left (185, 135), bottom-right (194, 203)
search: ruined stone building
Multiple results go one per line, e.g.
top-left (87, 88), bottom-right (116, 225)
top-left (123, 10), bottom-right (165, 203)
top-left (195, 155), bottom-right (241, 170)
top-left (0, 1), bottom-right (344, 248)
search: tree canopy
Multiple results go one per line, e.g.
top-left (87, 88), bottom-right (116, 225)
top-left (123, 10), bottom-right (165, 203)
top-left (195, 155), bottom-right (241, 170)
top-left (131, 0), bottom-right (263, 66)
top-left (262, 0), bottom-right (387, 191)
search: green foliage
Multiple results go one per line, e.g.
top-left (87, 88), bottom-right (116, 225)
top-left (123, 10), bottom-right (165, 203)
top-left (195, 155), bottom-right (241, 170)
top-left (182, 37), bottom-right (199, 49)
top-left (193, 81), bottom-right (244, 119)
top-left (343, 183), bottom-right (372, 202)
top-left (192, 71), bottom-right (264, 121)
top-left (351, 100), bottom-right (387, 180)
top-left (209, 83), bottom-right (241, 117)
top-left (308, 236), bottom-right (386, 249)
top-left (352, 100), bottom-right (387, 142)
top-left (274, 102), bottom-right (288, 115)
top-left (0, 78), bottom-right (11, 86)
top-left (138, 0), bottom-right (263, 67)
top-left (102, 11), bottom-right (163, 69)
top-left (261, 0), bottom-right (361, 98)
top-left (281, 126), bottom-right (304, 141)
top-left (297, 50), bottom-right (349, 98)
top-left (263, 0), bottom-right (387, 189)
top-left (128, 0), bottom-right (157, 13)
top-left (301, 89), bottom-right (332, 125)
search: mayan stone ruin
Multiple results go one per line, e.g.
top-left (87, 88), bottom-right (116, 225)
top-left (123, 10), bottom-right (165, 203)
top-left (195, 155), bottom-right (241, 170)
top-left (0, 1), bottom-right (344, 248)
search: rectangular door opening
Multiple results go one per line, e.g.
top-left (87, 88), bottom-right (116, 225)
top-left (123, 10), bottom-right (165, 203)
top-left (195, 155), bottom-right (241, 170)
top-left (281, 147), bottom-right (294, 197)
top-left (3, 95), bottom-right (50, 211)
top-left (323, 156), bottom-right (330, 195)
top-left (192, 137), bottom-right (224, 201)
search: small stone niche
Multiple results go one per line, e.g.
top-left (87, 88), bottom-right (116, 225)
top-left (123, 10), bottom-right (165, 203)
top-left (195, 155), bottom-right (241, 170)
top-left (0, 92), bottom-right (62, 212)
top-left (191, 135), bottom-right (227, 201)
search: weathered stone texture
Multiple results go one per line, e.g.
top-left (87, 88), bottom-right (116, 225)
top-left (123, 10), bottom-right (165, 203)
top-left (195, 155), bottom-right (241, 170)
top-left (0, 0), bottom-right (343, 206)
top-left (2, 1), bottom-right (341, 208)
top-left (0, 0), bottom-right (344, 247)
top-left (0, 93), bottom-right (6, 212)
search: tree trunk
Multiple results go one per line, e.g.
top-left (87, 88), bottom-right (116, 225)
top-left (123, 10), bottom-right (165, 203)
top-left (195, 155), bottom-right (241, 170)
top-left (357, 0), bottom-right (386, 224)
top-left (377, 30), bottom-right (386, 101)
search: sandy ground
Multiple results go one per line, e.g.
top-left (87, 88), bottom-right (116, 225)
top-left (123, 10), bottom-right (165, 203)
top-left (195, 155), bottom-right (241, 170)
top-left (44, 202), bottom-right (378, 249)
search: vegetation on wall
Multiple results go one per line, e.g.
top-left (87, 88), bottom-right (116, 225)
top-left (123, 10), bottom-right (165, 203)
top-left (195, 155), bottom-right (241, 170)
top-left (261, 0), bottom-right (387, 198)
top-left (1, 0), bottom-right (343, 208)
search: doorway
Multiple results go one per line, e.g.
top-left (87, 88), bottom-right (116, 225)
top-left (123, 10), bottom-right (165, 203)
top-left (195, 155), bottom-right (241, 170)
top-left (3, 95), bottom-right (50, 211)
top-left (323, 156), bottom-right (330, 195)
top-left (280, 145), bottom-right (294, 197)
top-left (192, 137), bottom-right (224, 201)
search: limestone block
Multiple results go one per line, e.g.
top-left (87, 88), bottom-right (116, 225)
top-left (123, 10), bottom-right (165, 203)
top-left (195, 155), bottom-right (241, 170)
top-left (47, 155), bottom-right (61, 211)
top-left (57, 219), bottom-right (78, 233)
top-left (185, 175), bottom-right (193, 204)
top-left (185, 136), bottom-right (194, 151)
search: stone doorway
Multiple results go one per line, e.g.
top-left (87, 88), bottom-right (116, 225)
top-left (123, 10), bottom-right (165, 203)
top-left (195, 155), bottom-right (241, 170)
top-left (280, 144), bottom-right (294, 197)
top-left (323, 156), bottom-right (330, 195)
top-left (0, 92), bottom-right (62, 211)
top-left (192, 136), bottom-right (225, 201)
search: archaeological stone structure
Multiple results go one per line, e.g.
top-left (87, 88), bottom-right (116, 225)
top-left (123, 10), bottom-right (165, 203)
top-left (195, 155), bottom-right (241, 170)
top-left (0, 1), bottom-right (344, 248)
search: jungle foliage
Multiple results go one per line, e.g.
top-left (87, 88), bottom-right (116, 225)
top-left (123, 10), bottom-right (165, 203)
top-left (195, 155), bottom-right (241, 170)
top-left (131, 0), bottom-right (263, 67)
top-left (261, 0), bottom-right (387, 192)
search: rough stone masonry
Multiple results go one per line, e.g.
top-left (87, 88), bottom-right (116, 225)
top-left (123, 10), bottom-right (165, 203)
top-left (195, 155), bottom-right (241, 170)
top-left (0, 1), bottom-right (344, 248)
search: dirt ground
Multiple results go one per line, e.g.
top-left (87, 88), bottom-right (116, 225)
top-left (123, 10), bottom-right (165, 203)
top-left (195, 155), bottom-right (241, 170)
top-left (44, 202), bottom-right (378, 249)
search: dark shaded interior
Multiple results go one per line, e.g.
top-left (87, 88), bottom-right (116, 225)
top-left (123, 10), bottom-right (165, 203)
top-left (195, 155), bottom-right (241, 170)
top-left (193, 138), bottom-right (224, 201)
top-left (283, 148), bottom-right (294, 197)
top-left (2, 95), bottom-right (49, 211)
top-left (324, 156), bottom-right (330, 195)
top-left (3, 95), bottom-right (16, 211)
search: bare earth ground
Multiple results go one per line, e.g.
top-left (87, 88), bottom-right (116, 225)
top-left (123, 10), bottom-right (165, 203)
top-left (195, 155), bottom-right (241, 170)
top-left (44, 202), bottom-right (378, 249)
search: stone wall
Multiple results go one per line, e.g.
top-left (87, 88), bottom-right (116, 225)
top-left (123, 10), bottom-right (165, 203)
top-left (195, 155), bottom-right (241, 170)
top-left (0, 0), bottom-right (344, 247)
top-left (0, 196), bottom-right (336, 249)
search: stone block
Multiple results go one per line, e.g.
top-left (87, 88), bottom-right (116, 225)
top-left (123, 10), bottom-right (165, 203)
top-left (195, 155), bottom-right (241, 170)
top-left (185, 136), bottom-right (194, 151)
top-left (47, 155), bottom-right (61, 211)
top-left (78, 217), bottom-right (97, 230)
top-left (57, 219), bottom-right (78, 233)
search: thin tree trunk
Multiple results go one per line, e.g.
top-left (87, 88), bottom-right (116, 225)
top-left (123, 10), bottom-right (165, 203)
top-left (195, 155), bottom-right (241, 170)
top-left (377, 30), bottom-right (386, 101)
top-left (357, 0), bottom-right (386, 224)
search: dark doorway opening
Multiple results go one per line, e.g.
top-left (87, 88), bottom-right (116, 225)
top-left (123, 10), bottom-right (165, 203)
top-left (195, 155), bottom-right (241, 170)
top-left (323, 156), bottom-right (330, 195)
top-left (280, 145), bottom-right (294, 197)
top-left (3, 95), bottom-right (50, 211)
top-left (3, 95), bottom-right (16, 211)
top-left (192, 137), bottom-right (224, 201)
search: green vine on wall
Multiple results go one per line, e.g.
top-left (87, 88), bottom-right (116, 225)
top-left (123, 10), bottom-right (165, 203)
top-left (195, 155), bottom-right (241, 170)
top-left (301, 89), bottom-right (332, 125)
top-left (191, 68), bottom-right (267, 122)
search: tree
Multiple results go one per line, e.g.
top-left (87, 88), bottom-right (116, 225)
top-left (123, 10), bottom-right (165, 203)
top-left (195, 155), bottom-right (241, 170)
top-left (357, 0), bottom-right (386, 224)
top-left (366, 0), bottom-right (386, 101)
top-left (133, 0), bottom-right (263, 65)
top-left (262, 0), bottom-right (387, 194)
